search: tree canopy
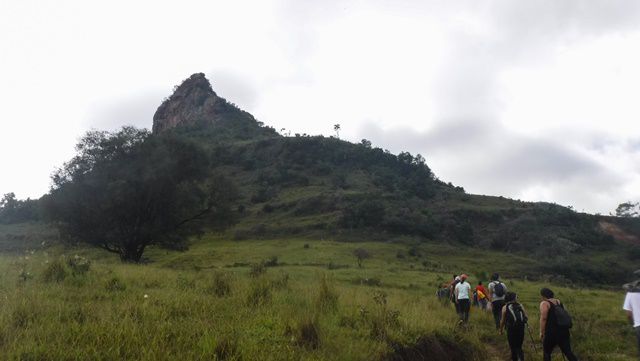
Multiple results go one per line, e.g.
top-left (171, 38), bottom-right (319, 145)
top-left (45, 127), bottom-right (237, 262)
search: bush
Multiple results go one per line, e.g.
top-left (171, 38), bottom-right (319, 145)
top-left (209, 272), bottom-right (232, 297)
top-left (264, 256), bottom-right (278, 267)
top-left (353, 248), bottom-right (371, 268)
top-left (246, 280), bottom-right (271, 306)
top-left (315, 274), bottom-right (338, 312)
top-left (270, 272), bottom-right (289, 290)
top-left (42, 260), bottom-right (67, 283)
top-left (105, 277), bottom-right (126, 292)
top-left (214, 335), bottom-right (241, 361)
top-left (67, 255), bottom-right (90, 276)
top-left (249, 263), bottom-right (267, 277)
top-left (293, 317), bottom-right (320, 349)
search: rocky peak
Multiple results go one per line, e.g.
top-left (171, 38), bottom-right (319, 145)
top-left (152, 73), bottom-right (225, 133)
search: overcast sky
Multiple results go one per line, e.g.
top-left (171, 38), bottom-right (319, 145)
top-left (1, 0), bottom-right (639, 214)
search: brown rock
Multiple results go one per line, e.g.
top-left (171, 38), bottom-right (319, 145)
top-left (153, 73), bottom-right (229, 133)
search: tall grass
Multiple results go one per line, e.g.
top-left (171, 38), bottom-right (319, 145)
top-left (0, 238), bottom-right (636, 360)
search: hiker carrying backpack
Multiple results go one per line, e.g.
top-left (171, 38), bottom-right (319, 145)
top-left (539, 288), bottom-right (578, 361)
top-left (499, 292), bottom-right (528, 361)
top-left (489, 273), bottom-right (508, 329)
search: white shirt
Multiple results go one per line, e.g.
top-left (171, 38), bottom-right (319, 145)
top-left (623, 292), bottom-right (640, 327)
top-left (455, 281), bottom-right (471, 300)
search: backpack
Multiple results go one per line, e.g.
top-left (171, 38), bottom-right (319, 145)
top-left (493, 282), bottom-right (506, 297)
top-left (548, 301), bottom-right (573, 329)
top-left (505, 303), bottom-right (527, 328)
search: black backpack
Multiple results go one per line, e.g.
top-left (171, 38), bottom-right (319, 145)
top-left (505, 303), bottom-right (527, 328)
top-left (494, 282), bottom-right (506, 297)
top-left (548, 301), bottom-right (573, 329)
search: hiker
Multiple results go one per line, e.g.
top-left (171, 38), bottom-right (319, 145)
top-left (622, 270), bottom-right (640, 357)
top-left (476, 281), bottom-right (488, 310)
top-left (488, 273), bottom-right (508, 329)
top-left (499, 292), bottom-right (528, 361)
top-left (539, 288), bottom-right (578, 361)
top-left (455, 274), bottom-right (472, 323)
top-left (449, 275), bottom-right (461, 313)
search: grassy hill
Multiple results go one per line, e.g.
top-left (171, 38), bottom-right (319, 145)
top-left (0, 236), bottom-right (635, 360)
top-left (1, 73), bottom-right (639, 359)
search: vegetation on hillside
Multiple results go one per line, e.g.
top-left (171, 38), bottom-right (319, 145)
top-left (0, 238), bottom-right (635, 360)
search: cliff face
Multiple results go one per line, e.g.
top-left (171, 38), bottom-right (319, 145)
top-left (152, 73), bottom-right (231, 133)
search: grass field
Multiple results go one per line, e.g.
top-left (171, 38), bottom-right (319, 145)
top-left (0, 234), bottom-right (636, 360)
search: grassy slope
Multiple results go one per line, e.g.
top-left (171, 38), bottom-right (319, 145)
top-left (0, 233), bottom-right (635, 361)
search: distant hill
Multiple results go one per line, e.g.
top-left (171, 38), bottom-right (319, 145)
top-left (2, 73), bottom-right (638, 285)
top-left (147, 73), bottom-right (640, 285)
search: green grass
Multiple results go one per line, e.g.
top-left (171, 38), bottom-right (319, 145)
top-left (0, 235), bottom-right (636, 360)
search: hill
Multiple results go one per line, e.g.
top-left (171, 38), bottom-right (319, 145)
top-left (152, 73), bottom-right (638, 285)
top-left (1, 72), bottom-right (639, 285)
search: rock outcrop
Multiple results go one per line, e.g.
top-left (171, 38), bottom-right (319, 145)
top-left (152, 73), bottom-right (233, 133)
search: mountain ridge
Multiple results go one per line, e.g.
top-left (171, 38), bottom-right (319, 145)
top-left (142, 73), bottom-right (640, 284)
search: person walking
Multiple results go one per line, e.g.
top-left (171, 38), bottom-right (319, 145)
top-left (488, 273), bottom-right (508, 329)
top-left (455, 274), bottom-right (472, 324)
top-left (539, 288), bottom-right (578, 361)
top-left (500, 292), bottom-right (527, 361)
top-left (623, 270), bottom-right (640, 357)
top-left (476, 281), bottom-right (489, 311)
top-left (449, 275), bottom-right (461, 314)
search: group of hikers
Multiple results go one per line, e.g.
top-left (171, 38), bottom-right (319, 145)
top-left (438, 273), bottom-right (578, 361)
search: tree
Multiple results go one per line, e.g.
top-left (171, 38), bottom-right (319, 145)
top-left (45, 127), bottom-right (237, 262)
top-left (333, 124), bottom-right (341, 138)
top-left (0, 193), bottom-right (40, 224)
top-left (616, 202), bottom-right (639, 218)
top-left (360, 139), bottom-right (372, 148)
top-left (353, 248), bottom-right (371, 268)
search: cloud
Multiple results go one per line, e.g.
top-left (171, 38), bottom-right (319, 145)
top-left (85, 90), bottom-right (165, 131)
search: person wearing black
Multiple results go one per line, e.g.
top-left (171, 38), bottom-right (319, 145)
top-left (539, 288), bottom-right (578, 361)
top-left (488, 273), bottom-right (508, 329)
top-left (499, 292), bottom-right (527, 361)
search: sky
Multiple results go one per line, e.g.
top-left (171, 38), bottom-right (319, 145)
top-left (1, 0), bottom-right (639, 214)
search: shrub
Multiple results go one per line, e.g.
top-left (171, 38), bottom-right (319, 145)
top-left (270, 272), bottom-right (289, 290)
top-left (209, 272), bottom-right (232, 297)
top-left (249, 263), bottom-right (267, 277)
top-left (264, 256), bottom-right (278, 267)
top-left (214, 335), bottom-right (241, 361)
top-left (105, 277), bottom-right (126, 292)
top-left (293, 317), bottom-right (320, 349)
top-left (353, 248), bottom-right (371, 268)
top-left (246, 280), bottom-right (271, 306)
top-left (42, 260), bottom-right (67, 283)
top-left (315, 274), bottom-right (338, 312)
top-left (67, 255), bottom-right (90, 276)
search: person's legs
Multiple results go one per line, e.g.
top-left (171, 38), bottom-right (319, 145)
top-left (542, 332), bottom-right (556, 361)
top-left (513, 327), bottom-right (525, 361)
top-left (492, 301), bottom-right (499, 328)
top-left (459, 299), bottom-right (470, 323)
top-left (557, 330), bottom-right (578, 361)
top-left (492, 300), bottom-right (504, 329)
top-left (507, 329), bottom-right (518, 361)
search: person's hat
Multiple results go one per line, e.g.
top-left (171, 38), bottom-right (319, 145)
top-left (455, 276), bottom-right (461, 281)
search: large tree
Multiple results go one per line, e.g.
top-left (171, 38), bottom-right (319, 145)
top-left (45, 127), bottom-right (237, 262)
